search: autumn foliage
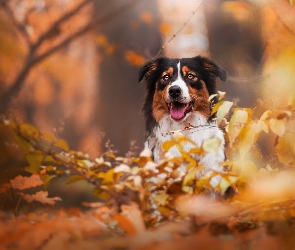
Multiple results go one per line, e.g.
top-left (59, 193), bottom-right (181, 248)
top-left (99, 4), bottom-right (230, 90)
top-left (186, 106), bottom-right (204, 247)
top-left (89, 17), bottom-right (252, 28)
top-left (0, 92), bottom-right (295, 249)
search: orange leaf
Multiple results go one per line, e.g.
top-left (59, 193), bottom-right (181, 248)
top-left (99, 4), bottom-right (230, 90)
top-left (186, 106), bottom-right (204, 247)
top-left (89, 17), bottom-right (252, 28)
top-left (159, 23), bottom-right (172, 35)
top-left (10, 174), bottom-right (44, 190)
top-left (23, 191), bottom-right (61, 205)
top-left (140, 11), bottom-right (153, 24)
top-left (124, 50), bottom-right (146, 66)
top-left (113, 214), bottom-right (137, 235)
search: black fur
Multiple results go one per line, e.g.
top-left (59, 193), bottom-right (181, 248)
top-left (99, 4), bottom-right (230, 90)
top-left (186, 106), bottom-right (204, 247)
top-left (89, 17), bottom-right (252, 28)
top-left (138, 56), bottom-right (227, 137)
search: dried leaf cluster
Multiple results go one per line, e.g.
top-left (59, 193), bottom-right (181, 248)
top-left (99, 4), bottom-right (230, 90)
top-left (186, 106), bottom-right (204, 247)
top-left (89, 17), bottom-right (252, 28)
top-left (1, 92), bottom-right (295, 249)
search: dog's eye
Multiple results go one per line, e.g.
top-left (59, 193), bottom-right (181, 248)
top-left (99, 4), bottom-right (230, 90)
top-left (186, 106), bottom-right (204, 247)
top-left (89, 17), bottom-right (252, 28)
top-left (187, 73), bottom-right (195, 80)
top-left (162, 74), bottom-right (170, 81)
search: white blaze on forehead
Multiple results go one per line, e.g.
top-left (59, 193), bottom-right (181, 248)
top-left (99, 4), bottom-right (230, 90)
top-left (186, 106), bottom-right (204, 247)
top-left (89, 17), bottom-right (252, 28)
top-left (169, 62), bottom-right (190, 101)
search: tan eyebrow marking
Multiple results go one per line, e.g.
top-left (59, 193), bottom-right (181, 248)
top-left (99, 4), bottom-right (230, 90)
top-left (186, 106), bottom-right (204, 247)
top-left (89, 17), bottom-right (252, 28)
top-left (162, 67), bottom-right (174, 77)
top-left (182, 66), bottom-right (191, 75)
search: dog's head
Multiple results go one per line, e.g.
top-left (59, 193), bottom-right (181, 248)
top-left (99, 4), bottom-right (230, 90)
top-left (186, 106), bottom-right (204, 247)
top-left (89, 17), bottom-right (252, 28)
top-left (139, 56), bottom-right (227, 134)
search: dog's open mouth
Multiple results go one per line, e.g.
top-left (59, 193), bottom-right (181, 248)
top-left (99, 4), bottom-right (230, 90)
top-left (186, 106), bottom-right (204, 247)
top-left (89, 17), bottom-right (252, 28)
top-left (167, 101), bottom-right (193, 120)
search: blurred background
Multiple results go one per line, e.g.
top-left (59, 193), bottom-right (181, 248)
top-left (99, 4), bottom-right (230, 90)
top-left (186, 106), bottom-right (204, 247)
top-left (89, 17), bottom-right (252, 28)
top-left (0, 0), bottom-right (295, 204)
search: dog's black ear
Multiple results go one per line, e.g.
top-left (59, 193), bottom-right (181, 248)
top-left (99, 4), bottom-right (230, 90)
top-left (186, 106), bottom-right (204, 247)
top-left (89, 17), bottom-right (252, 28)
top-left (201, 57), bottom-right (227, 81)
top-left (138, 58), bottom-right (160, 82)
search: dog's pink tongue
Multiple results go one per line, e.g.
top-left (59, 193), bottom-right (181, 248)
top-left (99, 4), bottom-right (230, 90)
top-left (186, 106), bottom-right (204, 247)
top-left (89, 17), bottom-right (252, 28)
top-left (170, 102), bottom-right (185, 120)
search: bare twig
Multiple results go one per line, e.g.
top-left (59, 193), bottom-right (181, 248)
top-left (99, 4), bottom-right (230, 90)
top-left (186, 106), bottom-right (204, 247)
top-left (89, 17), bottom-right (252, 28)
top-left (156, 0), bottom-right (203, 57)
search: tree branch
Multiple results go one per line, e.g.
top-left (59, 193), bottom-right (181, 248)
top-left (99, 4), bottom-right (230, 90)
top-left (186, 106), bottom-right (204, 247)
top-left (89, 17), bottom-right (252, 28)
top-left (33, 0), bottom-right (139, 65)
top-left (30, 0), bottom-right (93, 55)
top-left (0, 0), bottom-right (139, 114)
top-left (3, 2), bottom-right (31, 46)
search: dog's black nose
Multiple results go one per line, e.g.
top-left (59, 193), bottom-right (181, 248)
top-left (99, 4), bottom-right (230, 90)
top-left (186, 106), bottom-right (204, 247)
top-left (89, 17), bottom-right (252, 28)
top-left (168, 86), bottom-right (181, 98)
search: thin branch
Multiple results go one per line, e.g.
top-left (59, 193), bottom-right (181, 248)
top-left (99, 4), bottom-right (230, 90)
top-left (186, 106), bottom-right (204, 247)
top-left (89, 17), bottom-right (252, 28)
top-left (156, 0), bottom-right (204, 57)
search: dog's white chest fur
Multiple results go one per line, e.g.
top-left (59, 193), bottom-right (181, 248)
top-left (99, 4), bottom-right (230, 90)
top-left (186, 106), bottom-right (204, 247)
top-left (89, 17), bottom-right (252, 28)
top-left (145, 112), bottom-right (225, 187)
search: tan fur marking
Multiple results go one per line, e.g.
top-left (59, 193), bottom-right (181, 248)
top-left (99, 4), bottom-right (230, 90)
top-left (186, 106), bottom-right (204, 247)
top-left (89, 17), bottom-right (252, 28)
top-left (181, 66), bottom-right (191, 75)
top-left (162, 67), bottom-right (174, 77)
top-left (152, 86), bottom-right (169, 122)
top-left (203, 62), bottom-right (214, 72)
top-left (188, 81), bottom-right (211, 118)
top-left (145, 62), bottom-right (158, 78)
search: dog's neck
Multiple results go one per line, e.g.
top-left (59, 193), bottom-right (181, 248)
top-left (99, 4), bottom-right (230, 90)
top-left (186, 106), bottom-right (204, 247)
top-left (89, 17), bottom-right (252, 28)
top-left (155, 111), bottom-right (210, 134)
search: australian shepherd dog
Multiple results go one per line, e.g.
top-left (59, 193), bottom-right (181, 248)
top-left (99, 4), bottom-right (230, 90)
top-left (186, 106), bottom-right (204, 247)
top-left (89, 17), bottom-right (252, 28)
top-left (138, 56), bottom-right (227, 188)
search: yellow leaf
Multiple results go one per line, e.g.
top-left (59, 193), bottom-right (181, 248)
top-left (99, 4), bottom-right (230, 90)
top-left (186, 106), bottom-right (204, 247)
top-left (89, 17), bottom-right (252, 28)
top-left (14, 132), bottom-right (33, 152)
top-left (212, 101), bottom-right (233, 124)
top-left (260, 110), bottom-right (272, 121)
top-left (270, 118), bottom-right (285, 137)
top-left (182, 185), bottom-right (193, 194)
top-left (288, 93), bottom-right (295, 110)
top-left (152, 190), bottom-right (169, 206)
top-left (66, 175), bottom-right (85, 184)
top-left (93, 189), bottom-right (110, 200)
top-left (202, 138), bottom-right (221, 155)
top-left (209, 94), bottom-right (218, 101)
top-left (41, 132), bottom-right (55, 142)
top-left (238, 121), bottom-right (260, 159)
top-left (257, 120), bottom-right (268, 133)
top-left (162, 140), bottom-right (176, 151)
top-left (275, 129), bottom-right (295, 166)
top-left (25, 152), bottom-right (44, 173)
top-left (20, 123), bottom-right (40, 139)
top-left (55, 139), bottom-right (69, 152)
top-left (218, 91), bottom-right (226, 100)
top-left (101, 169), bottom-right (115, 185)
top-left (228, 109), bottom-right (248, 147)
top-left (183, 167), bottom-right (198, 186)
top-left (232, 160), bottom-right (257, 178)
top-left (219, 178), bottom-right (231, 194)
